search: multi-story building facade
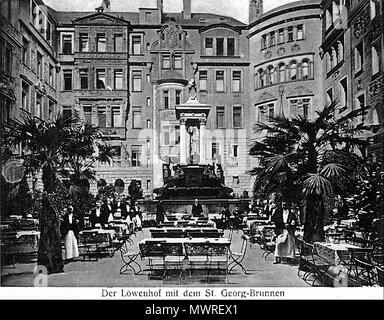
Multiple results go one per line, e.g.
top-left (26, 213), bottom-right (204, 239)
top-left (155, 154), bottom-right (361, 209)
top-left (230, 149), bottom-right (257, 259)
top-left (50, 0), bottom-right (251, 197)
top-left (2, 0), bottom-right (382, 200)
top-left (1, 0), bottom-right (59, 148)
top-left (247, 0), bottom-right (324, 164)
top-left (0, 0), bottom-right (21, 127)
top-left (347, 0), bottom-right (383, 156)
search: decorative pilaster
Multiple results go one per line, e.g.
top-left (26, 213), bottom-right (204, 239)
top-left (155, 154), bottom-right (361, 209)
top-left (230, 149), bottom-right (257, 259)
top-left (199, 118), bottom-right (207, 165)
top-left (180, 118), bottom-right (187, 164)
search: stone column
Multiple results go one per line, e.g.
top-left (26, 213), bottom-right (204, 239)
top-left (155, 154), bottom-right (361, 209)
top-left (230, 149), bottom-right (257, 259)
top-left (180, 118), bottom-right (187, 164)
top-left (199, 118), bottom-right (206, 165)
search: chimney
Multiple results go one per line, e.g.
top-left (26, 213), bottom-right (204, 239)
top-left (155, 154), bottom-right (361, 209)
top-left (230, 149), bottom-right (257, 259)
top-left (157, 0), bottom-right (163, 23)
top-left (183, 0), bottom-right (191, 20)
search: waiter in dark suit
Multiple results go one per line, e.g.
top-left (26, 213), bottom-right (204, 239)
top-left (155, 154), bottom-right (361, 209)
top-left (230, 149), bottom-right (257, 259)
top-left (271, 201), bottom-right (298, 264)
top-left (191, 199), bottom-right (203, 217)
top-left (89, 200), bottom-right (108, 228)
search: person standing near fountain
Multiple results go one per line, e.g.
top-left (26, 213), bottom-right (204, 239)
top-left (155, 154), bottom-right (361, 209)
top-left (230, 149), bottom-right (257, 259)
top-left (191, 199), bottom-right (203, 217)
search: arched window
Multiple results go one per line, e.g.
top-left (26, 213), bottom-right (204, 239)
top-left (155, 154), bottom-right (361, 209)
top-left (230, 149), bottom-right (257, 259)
top-left (290, 61), bottom-right (297, 80)
top-left (279, 64), bottom-right (286, 82)
top-left (302, 60), bottom-right (309, 79)
top-left (258, 69), bottom-right (265, 87)
top-left (267, 66), bottom-right (275, 85)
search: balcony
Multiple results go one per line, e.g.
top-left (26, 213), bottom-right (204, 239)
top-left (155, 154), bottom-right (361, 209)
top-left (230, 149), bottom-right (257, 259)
top-left (98, 127), bottom-right (126, 139)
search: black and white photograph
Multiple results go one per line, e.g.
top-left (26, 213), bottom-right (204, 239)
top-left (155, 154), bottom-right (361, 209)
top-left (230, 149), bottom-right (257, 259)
top-left (0, 0), bottom-right (383, 302)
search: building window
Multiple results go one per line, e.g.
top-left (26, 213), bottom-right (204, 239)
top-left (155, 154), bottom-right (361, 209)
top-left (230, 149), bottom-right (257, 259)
top-left (269, 31), bottom-right (276, 46)
top-left (326, 88), bottom-right (333, 105)
top-left (132, 109), bottom-right (142, 128)
top-left (205, 38), bottom-right (213, 55)
top-left (37, 52), bottom-right (42, 78)
top-left (63, 69), bottom-right (72, 91)
top-left (232, 145), bottom-right (238, 158)
top-left (355, 42), bottom-right (364, 73)
top-left (302, 60), bottom-right (309, 79)
top-left (174, 55), bottom-right (183, 69)
top-left (216, 38), bottom-right (224, 56)
top-left (62, 34), bottom-right (72, 54)
top-left (162, 55), bottom-right (170, 69)
top-left (22, 81), bottom-right (30, 112)
top-left (80, 68), bottom-right (88, 89)
top-left (175, 90), bottom-right (181, 105)
top-left (199, 71), bottom-right (208, 91)
top-left (146, 180), bottom-right (151, 190)
top-left (289, 98), bottom-right (310, 118)
top-left (216, 106), bottom-right (225, 128)
top-left (97, 106), bottom-right (107, 127)
top-left (131, 146), bottom-right (142, 167)
top-left (227, 38), bottom-right (235, 56)
top-left (48, 99), bottom-right (55, 120)
top-left (233, 176), bottom-right (240, 185)
top-left (340, 78), bottom-right (348, 110)
top-left (232, 71), bottom-right (242, 92)
top-left (215, 70), bottom-right (225, 92)
top-left (49, 64), bottom-right (55, 87)
top-left (97, 33), bottom-right (106, 52)
top-left (132, 35), bottom-right (142, 54)
top-left (267, 66), bottom-right (275, 85)
top-left (325, 52), bottom-right (331, 73)
top-left (62, 106), bottom-right (72, 120)
top-left (233, 106), bottom-right (242, 128)
top-left (370, 0), bottom-right (380, 19)
top-left (83, 106), bottom-right (92, 125)
top-left (258, 69), bottom-right (264, 87)
top-left (146, 97), bottom-right (151, 107)
top-left (287, 27), bottom-right (294, 42)
top-left (164, 90), bottom-right (169, 109)
top-left (111, 106), bottom-right (122, 127)
top-left (261, 34), bottom-right (267, 49)
top-left (337, 40), bottom-right (344, 63)
top-left (96, 69), bottom-right (106, 89)
top-left (290, 62), bottom-right (297, 80)
top-left (297, 24), bottom-right (304, 40)
top-left (145, 12), bottom-right (152, 21)
top-left (22, 37), bottom-right (30, 66)
top-left (211, 142), bottom-right (220, 159)
top-left (372, 43), bottom-right (381, 75)
top-left (326, 9), bottom-right (332, 30)
top-left (279, 64), bottom-right (286, 82)
top-left (35, 94), bottom-right (42, 118)
top-left (114, 69), bottom-right (123, 89)
top-left (132, 70), bottom-right (142, 92)
top-left (114, 34), bottom-right (124, 52)
top-left (163, 126), bottom-right (170, 145)
top-left (79, 33), bottom-right (89, 52)
top-left (146, 119), bottom-right (151, 128)
top-left (356, 94), bottom-right (365, 122)
top-left (278, 29), bottom-right (284, 44)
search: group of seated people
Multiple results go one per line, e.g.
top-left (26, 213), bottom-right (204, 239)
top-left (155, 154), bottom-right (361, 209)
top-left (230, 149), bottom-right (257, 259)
top-left (89, 197), bottom-right (142, 230)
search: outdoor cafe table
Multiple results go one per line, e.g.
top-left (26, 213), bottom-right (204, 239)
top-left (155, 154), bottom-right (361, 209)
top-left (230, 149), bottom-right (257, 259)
top-left (139, 237), bottom-right (231, 256)
top-left (149, 227), bottom-right (223, 238)
top-left (314, 242), bottom-right (362, 265)
top-left (79, 228), bottom-right (116, 239)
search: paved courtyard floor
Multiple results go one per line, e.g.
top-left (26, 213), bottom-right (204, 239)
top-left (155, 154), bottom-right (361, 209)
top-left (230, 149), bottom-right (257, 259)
top-left (1, 229), bottom-right (310, 287)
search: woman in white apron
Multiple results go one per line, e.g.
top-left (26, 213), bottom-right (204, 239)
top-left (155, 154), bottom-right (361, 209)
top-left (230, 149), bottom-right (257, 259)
top-left (60, 205), bottom-right (80, 262)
